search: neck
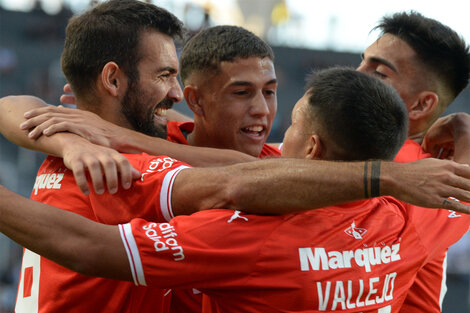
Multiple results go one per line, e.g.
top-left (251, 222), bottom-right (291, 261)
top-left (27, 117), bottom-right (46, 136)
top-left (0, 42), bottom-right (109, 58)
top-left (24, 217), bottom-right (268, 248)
top-left (408, 131), bottom-right (425, 144)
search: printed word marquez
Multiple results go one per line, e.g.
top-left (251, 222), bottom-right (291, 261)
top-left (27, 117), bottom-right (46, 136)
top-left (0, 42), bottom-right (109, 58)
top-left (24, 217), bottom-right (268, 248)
top-left (33, 173), bottom-right (64, 195)
top-left (143, 223), bottom-right (184, 261)
top-left (315, 272), bottom-right (397, 311)
top-left (299, 244), bottom-right (401, 273)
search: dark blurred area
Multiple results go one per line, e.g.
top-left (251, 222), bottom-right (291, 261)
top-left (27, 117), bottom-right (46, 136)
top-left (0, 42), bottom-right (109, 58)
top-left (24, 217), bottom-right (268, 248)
top-left (0, 3), bottom-right (469, 313)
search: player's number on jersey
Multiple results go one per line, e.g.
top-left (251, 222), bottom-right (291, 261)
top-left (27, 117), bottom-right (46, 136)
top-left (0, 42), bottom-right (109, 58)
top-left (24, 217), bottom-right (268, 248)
top-left (15, 249), bottom-right (40, 313)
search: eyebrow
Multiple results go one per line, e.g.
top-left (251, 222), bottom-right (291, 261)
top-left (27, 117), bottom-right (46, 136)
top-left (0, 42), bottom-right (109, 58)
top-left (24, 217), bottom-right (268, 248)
top-left (157, 66), bottom-right (178, 74)
top-left (361, 53), bottom-right (398, 73)
top-left (228, 79), bottom-right (278, 87)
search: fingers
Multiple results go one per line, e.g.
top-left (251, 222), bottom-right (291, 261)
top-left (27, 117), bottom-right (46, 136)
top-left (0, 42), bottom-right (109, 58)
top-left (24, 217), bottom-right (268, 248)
top-left (70, 161), bottom-right (90, 195)
top-left (69, 151), bottom-right (137, 196)
top-left (64, 84), bottom-right (72, 93)
top-left (61, 84), bottom-right (76, 105)
top-left (441, 198), bottom-right (470, 214)
top-left (60, 95), bottom-right (76, 105)
top-left (115, 155), bottom-right (139, 190)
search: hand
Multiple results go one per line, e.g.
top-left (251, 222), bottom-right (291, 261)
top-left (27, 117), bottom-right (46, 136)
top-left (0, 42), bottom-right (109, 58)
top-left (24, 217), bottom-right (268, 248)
top-left (62, 137), bottom-right (141, 195)
top-left (20, 106), bottom-right (121, 149)
top-left (422, 114), bottom-right (456, 159)
top-left (385, 158), bottom-right (470, 213)
top-left (60, 84), bottom-right (76, 105)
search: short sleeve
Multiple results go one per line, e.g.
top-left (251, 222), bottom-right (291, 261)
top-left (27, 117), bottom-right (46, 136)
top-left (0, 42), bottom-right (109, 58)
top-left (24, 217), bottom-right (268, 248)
top-left (89, 153), bottom-right (190, 224)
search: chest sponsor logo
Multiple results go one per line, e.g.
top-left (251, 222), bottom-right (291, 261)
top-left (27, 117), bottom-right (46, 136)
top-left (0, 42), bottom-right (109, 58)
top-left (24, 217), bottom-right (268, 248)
top-left (344, 221), bottom-right (367, 239)
top-left (143, 223), bottom-right (185, 261)
top-left (299, 244), bottom-right (401, 273)
top-left (32, 173), bottom-right (64, 195)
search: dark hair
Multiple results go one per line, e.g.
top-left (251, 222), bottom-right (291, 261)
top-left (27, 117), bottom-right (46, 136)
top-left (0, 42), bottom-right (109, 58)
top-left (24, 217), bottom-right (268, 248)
top-left (375, 11), bottom-right (470, 106)
top-left (306, 67), bottom-right (408, 161)
top-left (179, 25), bottom-right (274, 85)
top-left (61, 0), bottom-right (183, 100)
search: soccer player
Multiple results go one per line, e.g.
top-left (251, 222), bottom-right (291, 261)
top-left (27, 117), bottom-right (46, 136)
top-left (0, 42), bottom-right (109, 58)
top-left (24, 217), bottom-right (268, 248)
top-left (2, 3), bottom-right (462, 313)
top-left (356, 12), bottom-right (470, 312)
top-left (1, 68), bottom-right (470, 312)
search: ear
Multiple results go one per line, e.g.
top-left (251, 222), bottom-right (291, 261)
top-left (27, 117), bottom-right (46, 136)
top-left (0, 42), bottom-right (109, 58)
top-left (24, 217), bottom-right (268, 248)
top-left (408, 91), bottom-right (439, 121)
top-left (305, 134), bottom-right (323, 160)
top-left (184, 85), bottom-right (204, 117)
top-left (100, 62), bottom-right (127, 97)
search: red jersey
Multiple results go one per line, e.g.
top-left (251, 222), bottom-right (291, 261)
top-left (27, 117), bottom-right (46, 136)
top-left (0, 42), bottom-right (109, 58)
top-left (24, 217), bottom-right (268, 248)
top-left (394, 139), bottom-right (470, 312)
top-left (120, 196), bottom-right (458, 313)
top-left (15, 154), bottom-right (189, 313)
top-left (166, 121), bottom-right (281, 158)
top-left (166, 120), bottom-right (280, 313)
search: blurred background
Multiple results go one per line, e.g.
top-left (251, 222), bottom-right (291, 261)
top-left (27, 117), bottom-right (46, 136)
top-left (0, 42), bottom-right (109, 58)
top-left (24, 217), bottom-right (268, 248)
top-left (0, 0), bottom-right (469, 312)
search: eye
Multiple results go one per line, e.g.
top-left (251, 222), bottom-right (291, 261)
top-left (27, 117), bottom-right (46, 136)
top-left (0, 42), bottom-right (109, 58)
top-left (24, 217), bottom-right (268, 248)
top-left (264, 89), bottom-right (276, 96)
top-left (233, 90), bottom-right (249, 96)
top-left (373, 71), bottom-right (387, 79)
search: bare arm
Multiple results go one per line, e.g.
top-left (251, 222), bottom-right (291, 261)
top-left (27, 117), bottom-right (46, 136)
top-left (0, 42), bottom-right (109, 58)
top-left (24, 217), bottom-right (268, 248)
top-left (21, 105), bottom-right (256, 167)
top-left (0, 185), bottom-right (131, 281)
top-left (0, 96), bottom-right (140, 194)
top-left (172, 158), bottom-right (470, 215)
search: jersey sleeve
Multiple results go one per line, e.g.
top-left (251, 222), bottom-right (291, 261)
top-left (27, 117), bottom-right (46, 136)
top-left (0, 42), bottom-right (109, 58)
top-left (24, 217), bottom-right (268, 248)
top-left (404, 203), bottom-right (470, 262)
top-left (89, 154), bottom-right (190, 224)
top-left (119, 210), bottom-right (279, 289)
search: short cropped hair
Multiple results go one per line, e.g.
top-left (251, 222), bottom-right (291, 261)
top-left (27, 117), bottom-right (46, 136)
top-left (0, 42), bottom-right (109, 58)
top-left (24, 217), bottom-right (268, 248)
top-left (375, 11), bottom-right (470, 107)
top-left (61, 0), bottom-right (183, 101)
top-left (180, 25), bottom-right (274, 85)
top-left (306, 67), bottom-right (408, 161)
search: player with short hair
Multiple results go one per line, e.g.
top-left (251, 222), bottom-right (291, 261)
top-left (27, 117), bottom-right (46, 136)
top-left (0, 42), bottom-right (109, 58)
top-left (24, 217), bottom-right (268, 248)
top-left (1, 68), bottom-right (470, 313)
top-left (357, 11), bottom-right (470, 312)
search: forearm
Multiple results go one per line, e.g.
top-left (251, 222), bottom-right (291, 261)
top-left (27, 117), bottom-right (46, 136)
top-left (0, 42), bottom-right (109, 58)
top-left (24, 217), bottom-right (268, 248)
top-left (0, 96), bottom-right (69, 156)
top-left (117, 132), bottom-right (256, 167)
top-left (174, 159), bottom-right (366, 214)
top-left (0, 186), bottom-right (129, 280)
top-left (173, 158), bottom-right (470, 215)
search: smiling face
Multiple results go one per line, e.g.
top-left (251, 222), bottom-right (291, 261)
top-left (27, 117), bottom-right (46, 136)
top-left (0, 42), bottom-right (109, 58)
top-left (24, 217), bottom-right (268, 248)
top-left (120, 30), bottom-right (183, 138)
top-left (190, 57), bottom-right (277, 157)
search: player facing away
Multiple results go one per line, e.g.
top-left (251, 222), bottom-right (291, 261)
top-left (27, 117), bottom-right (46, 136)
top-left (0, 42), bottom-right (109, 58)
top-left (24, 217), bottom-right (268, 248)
top-left (357, 11), bottom-right (470, 312)
top-left (2, 68), bottom-right (470, 312)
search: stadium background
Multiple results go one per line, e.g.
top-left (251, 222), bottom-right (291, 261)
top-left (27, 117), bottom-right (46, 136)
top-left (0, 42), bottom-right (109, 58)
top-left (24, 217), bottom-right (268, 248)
top-left (0, 0), bottom-right (469, 312)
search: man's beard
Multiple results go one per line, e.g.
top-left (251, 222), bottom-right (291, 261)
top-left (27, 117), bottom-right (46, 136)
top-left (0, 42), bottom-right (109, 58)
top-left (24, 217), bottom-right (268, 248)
top-left (121, 85), bottom-right (172, 139)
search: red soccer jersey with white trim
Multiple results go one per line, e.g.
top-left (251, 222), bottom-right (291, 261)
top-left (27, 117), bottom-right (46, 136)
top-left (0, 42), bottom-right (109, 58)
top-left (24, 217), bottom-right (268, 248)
top-left (166, 121), bottom-right (281, 158)
top-left (166, 120), bottom-right (280, 313)
top-left (394, 139), bottom-right (470, 312)
top-left (15, 154), bottom-right (188, 313)
top-left (120, 196), bottom-right (459, 313)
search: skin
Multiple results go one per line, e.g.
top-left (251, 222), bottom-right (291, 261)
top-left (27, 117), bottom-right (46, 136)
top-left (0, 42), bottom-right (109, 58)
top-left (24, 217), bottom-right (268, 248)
top-left (185, 57), bottom-right (278, 157)
top-left (357, 33), bottom-right (440, 141)
top-left (281, 93), bottom-right (315, 159)
top-left (91, 30), bottom-right (183, 133)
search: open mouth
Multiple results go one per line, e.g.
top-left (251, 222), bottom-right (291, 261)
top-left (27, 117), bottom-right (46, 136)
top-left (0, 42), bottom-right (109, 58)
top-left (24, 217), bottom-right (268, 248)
top-left (241, 125), bottom-right (266, 138)
top-left (153, 100), bottom-right (174, 125)
top-left (154, 107), bottom-right (168, 125)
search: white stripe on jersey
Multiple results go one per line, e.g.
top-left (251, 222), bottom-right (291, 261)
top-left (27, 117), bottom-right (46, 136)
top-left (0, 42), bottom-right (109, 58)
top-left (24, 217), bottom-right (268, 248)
top-left (439, 252), bottom-right (448, 310)
top-left (160, 165), bottom-right (190, 221)
top-left (119, 223), bottom-right (147, 286)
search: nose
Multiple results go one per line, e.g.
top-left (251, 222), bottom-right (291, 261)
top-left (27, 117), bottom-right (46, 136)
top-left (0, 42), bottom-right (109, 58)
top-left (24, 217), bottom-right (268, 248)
top-left (251, 91), bottom-right (270, 117)
top-left (168, 78), bottom-right (183, 103)
top-left (356, 61), bottom-right (368, 74)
